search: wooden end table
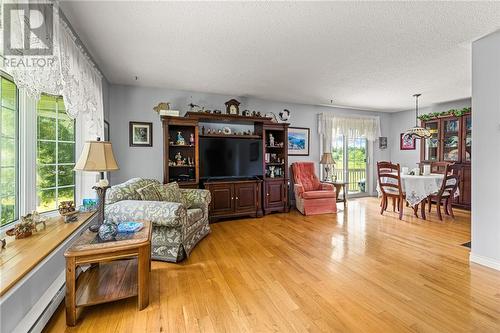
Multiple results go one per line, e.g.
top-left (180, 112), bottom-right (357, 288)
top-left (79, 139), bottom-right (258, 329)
top-left (325, 181), bottom-right (348, 208)
top-left (64, 220), bottom-right (152, 326)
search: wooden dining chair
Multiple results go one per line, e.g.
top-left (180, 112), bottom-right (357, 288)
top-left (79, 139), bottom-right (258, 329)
top-left (427, 164), bottom-right (460, 220)
top-left (377, 161), bottom-right (405, 220)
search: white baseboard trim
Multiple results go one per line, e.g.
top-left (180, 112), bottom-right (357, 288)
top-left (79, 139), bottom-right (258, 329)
top-left (14, 271), bottom-right (65, 333)
top-left (470, 252), bottom-right (500, 271)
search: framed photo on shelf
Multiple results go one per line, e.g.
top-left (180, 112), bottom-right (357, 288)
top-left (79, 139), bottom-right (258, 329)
top-left (288, 127), bottom-right (310, 156)
top-left (400, 133), bottom-right (416, 150)
top-left (129, 122), bottom-right (153, 147)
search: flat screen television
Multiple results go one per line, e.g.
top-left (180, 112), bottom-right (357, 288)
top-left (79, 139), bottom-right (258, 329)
top-left (200, 138), bottom-right (262, 179)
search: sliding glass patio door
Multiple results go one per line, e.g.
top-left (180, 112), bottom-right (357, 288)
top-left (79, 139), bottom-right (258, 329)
top-left (332, 135), bottom-right (369, 196)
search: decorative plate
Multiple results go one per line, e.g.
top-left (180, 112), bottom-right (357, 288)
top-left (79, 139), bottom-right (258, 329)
top-left (222, 127), bottom-right (232, 135)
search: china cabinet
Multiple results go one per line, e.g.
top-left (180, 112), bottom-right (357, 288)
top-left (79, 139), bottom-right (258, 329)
top-left (420, 113), bottom-right (471, 209)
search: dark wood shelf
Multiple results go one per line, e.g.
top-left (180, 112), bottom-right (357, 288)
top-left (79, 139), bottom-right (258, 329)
top-left (200, 134), bottom-right (261, 139)
top-left (169, 180), bottom-right (197, 185)
top-left (76, 259), bottom-right (138, 307)
top-left (169, 165), bottom-right (196, 168)
top-left (265, 163), bottom-right (285, 166)
top-left (185, 111), bottom-right (278, 125)
top-left (169, 144), bottom-right (195, 147)
top-left (265, 146), bottom-right (285, 149)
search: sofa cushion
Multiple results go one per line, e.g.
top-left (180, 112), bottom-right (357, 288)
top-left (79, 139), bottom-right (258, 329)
top-left (136, 183), bottom-right (162, 201)
top-left (302, 190), bottom-right (336, 199)
top-left (187, 208), bottom-right (203, 225)
top-left (156, 182), bottom-right (189, 207)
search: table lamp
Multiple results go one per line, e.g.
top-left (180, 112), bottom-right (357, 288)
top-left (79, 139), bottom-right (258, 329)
top-left (74, 139), bottom-right (119, 232)
top-left (320, 152), bottom-right (335, 181)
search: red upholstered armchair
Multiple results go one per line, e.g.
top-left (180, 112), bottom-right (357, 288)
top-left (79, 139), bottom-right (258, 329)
top-left (291, 162), bottom-right (337, 215)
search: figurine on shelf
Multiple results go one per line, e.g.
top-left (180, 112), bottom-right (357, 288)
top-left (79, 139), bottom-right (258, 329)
top-left (189, 133), bottom-right (195, 145)
top-left (269, 166), bottom-right (276, 178)
top-left (176, 131), bottom-right (186, 145)
top-left (201, 126), bottom-right (205, 135)
top-left (175, 152), bottom-right (183, 165)
top-left (31, 211), bottom-right (47, 231)
top-left (58, 201), bottom-right (78, 222)
top-left (6, 213), bottom-right (36, 239)
top-left (269, 134), bottom-right (275, 147)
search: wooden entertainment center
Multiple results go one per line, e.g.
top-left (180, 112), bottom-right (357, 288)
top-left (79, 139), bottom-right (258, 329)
top-left (162, 112), bottom-right (289, 221)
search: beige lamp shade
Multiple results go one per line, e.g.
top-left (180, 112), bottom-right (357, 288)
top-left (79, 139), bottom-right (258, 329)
top-left (74, 141), bottom-right (119, 172)
top-left (320, 153), bottom-right (335, 165)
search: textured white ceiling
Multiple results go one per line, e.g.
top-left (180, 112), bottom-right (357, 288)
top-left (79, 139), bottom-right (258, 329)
top-left (61, 1), bottom-right (500, 112)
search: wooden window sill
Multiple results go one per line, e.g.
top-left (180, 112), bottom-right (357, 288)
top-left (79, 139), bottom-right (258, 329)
top-left (0, 212), bottom-right (96, 297)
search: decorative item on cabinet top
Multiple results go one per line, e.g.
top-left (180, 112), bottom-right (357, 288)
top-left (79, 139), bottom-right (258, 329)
top-left (225, 99), bottom-right (240, 115)
top-left (279, 109), bottom-right (290, 122)
top-left (153, 102), bottom-right (179, 117)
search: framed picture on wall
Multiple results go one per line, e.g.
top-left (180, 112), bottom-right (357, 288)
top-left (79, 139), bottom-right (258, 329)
top-left (400, 133), bottom-right (416, 150)
top-left (288, 127), bottom-right (310, 156)
top-left (379, 136), bottom-right (387, 150)
top-left (129, 121), bottom-right (153, 147)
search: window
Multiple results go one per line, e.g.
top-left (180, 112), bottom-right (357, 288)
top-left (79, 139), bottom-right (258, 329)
top-left (36, 95), bottom-right (76, 212)
top-left (0, 76), bottom-right (18, 226)
top-left (332, 135), bottom-right (368, 194)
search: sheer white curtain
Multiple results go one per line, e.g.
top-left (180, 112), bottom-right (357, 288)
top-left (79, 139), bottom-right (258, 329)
top-left (5, 2), bottom-right (104, 137)
top-left (5, 2), bottom-right (104, 201)
top-left (318, 113), bottom-right (381, 152)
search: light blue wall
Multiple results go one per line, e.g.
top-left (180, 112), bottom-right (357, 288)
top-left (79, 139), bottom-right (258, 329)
top-left (471, 30), bottom-right (500, 270)
top-left (108, 84), bottom-right (391, 192)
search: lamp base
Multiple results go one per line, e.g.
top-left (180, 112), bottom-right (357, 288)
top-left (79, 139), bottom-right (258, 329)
top-left (90, 185), bottom-right (110, 233)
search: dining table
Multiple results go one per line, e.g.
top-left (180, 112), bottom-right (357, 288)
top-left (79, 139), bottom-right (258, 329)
top-left (377, 172), bottom-right (459, 220)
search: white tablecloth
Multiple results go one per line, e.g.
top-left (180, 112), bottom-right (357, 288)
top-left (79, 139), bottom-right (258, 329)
top-left (377, 173), bottom-right (456, 206)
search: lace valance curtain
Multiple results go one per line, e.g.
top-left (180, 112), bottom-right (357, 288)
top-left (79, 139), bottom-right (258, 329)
top-left (318, 113), bottom-right (381, 153)
top-left (4, 2), bottom-right (103, 137)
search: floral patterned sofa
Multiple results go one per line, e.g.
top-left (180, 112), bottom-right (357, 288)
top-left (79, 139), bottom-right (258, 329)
top-left (104, 178), bottom-right (211, 262)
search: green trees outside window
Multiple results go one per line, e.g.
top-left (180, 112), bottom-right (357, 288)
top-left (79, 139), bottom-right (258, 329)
top-left (37, 95), bottom-right (76, 212)
top-left (0, 76), bottom-right (18, 226)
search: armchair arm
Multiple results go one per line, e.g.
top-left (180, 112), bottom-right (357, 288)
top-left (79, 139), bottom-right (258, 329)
top-left (179, 189), bottom-right (211, 209)
top-left (294, 184), bottom-right (305, 197)
top-left (105, 200), bottom-right (187, 227)
top-left (320, 182), bottom-right (335, 191)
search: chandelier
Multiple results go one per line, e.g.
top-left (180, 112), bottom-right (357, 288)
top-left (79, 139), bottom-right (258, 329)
top-left (403, 94), bottom-right (431, 140)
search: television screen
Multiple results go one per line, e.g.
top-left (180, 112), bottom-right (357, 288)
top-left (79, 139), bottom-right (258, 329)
top-left (200, 138), bottom-right (262, 178)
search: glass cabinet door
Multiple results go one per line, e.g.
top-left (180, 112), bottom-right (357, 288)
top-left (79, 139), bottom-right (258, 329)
top-left (463, 115), bottom-right (471, 162)
top-left (442, 118), bottom-right (460, 162)
top-left (423, 121), bottom-right (439, 161)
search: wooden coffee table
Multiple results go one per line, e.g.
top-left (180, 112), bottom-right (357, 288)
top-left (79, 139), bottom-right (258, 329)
top-left (64, 220), bottom-right (152, 326)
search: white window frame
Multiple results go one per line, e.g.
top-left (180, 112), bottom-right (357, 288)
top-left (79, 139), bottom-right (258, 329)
top-left (0, 87), bottom-right (81, 233)
top-left (36, 95), bottom-right (76, 213)
top-left (0, 74), bottom-right (19, 226)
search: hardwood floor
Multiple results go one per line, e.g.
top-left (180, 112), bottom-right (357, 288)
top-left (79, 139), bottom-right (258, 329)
top-left (44, 197), bottom-right (500, 333)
